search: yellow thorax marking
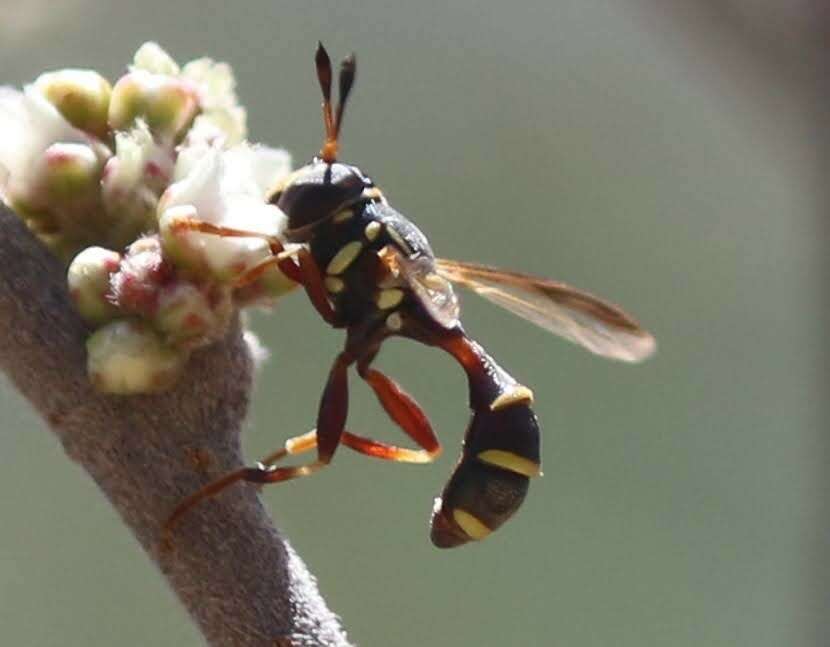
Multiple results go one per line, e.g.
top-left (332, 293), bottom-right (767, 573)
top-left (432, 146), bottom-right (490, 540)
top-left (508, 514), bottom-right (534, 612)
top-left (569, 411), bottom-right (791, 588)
top-left (326, 241), bottom-right (363, 275)
top-left (386, 312), bottom-right (403, 331)
top-left (477, 450), bottom-right (541, 478)
top-left (332, 208), bottom-right (353, 224)
top-left (376, 288), bottom-right (404, 310)
top-left (364, 220), bottom-right (382, 241)
top-left (324, 276), bottom-right (345, 293)
top-left (489, 385), bottom-right (534, 411)
top-left (453, 509), bottom-right (492, 541)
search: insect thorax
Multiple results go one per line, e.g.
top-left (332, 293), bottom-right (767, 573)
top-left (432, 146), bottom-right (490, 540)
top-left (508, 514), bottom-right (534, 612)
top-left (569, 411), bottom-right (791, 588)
top-left (309, 198), bottom-right (436, 328)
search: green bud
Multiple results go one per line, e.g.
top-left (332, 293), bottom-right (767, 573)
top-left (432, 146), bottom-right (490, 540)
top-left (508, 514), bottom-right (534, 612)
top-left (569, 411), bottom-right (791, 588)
top-left (107, 74), bottom-right (145, 131)
top-left (157, 204), bottom-right (208, 274)
top-left (42, 142), bottom-right (102, 202)
top-left (87, 319), bottom-right (187, 394)
top-left (35, 69), bottom-right (112, 138)
top-left (109, 72), bottom-right (199, 140)
top-left (67, 246), bottom-right (121, 324)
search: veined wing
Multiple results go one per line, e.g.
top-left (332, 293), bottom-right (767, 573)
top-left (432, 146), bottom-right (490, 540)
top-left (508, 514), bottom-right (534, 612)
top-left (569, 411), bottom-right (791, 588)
top-left (378, 246), bottom-right (460, 329)
top-left (435, 259), bottom-right (655, 362)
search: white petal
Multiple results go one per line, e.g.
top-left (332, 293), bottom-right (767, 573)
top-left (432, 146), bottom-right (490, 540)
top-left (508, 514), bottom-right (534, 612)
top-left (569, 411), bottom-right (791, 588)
top-left (0, 85), bottom-right (89, 199)
top-left (248, 145), bottom-right (292, 198)
top-left (159, 146), bottom-right (287, 279)
top-left (132, 42), bottom-right (180, 76)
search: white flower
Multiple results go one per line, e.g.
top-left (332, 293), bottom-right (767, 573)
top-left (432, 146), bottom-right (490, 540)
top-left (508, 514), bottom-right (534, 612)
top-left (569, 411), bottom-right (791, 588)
top-left (132, 42), bottom-right (180, 76)
top-left (125, 42), bottom-right (247, 147)
top-left (182, 56), bottom-right (247, 146)
top-left (159, 144), bottom-right (291, 280)
top-left (103, 121), bottom-right (172, 212)
top-left (0, 85), bottom-right (92, 203)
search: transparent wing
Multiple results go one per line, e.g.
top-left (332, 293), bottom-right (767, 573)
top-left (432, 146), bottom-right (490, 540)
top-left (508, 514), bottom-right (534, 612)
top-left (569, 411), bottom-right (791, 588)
top-left (435, 259), bottom-right (656, 362)
top-left (378, 246), bottom-right (460, 329)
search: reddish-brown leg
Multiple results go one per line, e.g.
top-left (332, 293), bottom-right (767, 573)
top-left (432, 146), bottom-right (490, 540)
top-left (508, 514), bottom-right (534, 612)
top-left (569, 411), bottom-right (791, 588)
top-left (168, 217), bottom-right (285, 254)
top-left (168, 216), bottom-right (303, 281)
top-left (232, 252), bottom-right (302, 286)
top-left (214, 350), bottom-right (350, 486)
top-left (294, 247), bottom-right (340, 326)
top-left (168, 216), bottom-right (340, 326)
top-left (164, 353), bottom-right (353, 533)
top-left (255, 427), bottom-right (441, 466)
top-left (357, 359), bottom-right (442, 461)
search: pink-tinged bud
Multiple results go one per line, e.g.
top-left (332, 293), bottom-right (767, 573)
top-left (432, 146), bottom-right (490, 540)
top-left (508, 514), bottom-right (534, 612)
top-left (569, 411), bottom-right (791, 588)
top-left (35, 69), bottom-right (112, 139)
top-left (42, 142), bottom-right (102, 202)
top-left (100, 123), bottom-right (173, 242)
top-left (86, 319), bottom-right (187, 394)
top-left (108, 71), bottom-right (199, 140)
top-left (109, 236), bottom-right (173, 317)
top-left (157, 204), bottom-right (210, 273)
top-left (11, 196), bottom-right (59, 233)
top-left (67, 246), bottom-right (122, 324)
top-left (154, 281), bottom-right (233, 349)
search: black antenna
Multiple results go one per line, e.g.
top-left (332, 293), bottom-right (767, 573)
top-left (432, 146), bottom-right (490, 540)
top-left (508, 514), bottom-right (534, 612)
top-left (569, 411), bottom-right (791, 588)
top-left (316, 43), bottom-right (336, 160)
top-left (316, 43), bottom-right (357, 163)
top-left (334, 53), bottom-right (356, 139)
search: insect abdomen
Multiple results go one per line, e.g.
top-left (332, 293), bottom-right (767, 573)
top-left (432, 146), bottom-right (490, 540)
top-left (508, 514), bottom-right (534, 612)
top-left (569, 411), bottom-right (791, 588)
top-left (431, 404), bottom-right (541, 547)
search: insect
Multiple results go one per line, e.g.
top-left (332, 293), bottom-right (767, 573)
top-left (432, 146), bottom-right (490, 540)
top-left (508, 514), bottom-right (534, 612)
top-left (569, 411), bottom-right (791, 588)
top-left (165, 43), bottom-right (655, 548)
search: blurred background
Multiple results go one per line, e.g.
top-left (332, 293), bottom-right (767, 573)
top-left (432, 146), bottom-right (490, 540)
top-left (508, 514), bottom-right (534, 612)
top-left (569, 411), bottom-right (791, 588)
top-left (0, 1), bottom-right (822, 646)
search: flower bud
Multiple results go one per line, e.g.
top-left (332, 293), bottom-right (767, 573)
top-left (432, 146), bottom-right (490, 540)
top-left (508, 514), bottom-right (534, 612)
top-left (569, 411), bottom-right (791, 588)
top-left (157, 203), bottom-right (208, 273)
top-left (67, 246), bottom-right (121, 324)
top-left (35, 69), bottom-right (112, 138)
top-left (100, 123), bottom-right (171, 246)
top-left (87, 319), bottom-right (187, 394)
top-left (132, 42), bottom-right (180, 76)
top-left (108, 71), bottom-right (199, 140)
top-left (42, 142), bottom-right (102, 202)
top-left (109, 236), bottom-right (172, 316)
top-left (154, 281), bottom-right (233, 349)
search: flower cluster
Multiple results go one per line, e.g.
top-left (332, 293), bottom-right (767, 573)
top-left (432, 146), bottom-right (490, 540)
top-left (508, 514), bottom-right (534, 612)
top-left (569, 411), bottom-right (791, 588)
top-left (0, 43), bottom-right (297, 393)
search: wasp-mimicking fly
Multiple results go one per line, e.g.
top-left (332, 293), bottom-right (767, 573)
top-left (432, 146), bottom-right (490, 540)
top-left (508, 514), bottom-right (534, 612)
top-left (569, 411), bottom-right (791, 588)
top-left (165, 43), bottom-right (655, 548)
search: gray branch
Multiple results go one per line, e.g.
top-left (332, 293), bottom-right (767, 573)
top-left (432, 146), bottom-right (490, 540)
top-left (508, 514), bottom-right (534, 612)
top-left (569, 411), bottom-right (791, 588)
top-left (0, 202), bottom-right (351, 647)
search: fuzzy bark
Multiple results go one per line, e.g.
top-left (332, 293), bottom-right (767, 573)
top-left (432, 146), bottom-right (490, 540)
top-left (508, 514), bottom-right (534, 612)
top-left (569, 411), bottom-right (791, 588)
top-left (0, 202), bottom-right (351, 647)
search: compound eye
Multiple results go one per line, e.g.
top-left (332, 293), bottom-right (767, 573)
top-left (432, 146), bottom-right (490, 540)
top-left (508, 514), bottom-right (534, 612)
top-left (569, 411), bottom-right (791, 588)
top-left (277, 162), bottom-right (365, 234)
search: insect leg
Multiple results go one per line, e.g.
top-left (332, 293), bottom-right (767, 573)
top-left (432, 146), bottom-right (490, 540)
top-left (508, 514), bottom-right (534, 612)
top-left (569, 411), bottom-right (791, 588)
top-left (166, 216), bottom-right (286, 254)
top-left (167, 215), bottom-right (303, 283)
top-left (234, 350), bottom-right (351, 486)
top-left (356, 357), bottom-right (442, 463)
top-left (163, 353), bottom-right (352, 535)
top-left (256, 428), bottom-right (441, 464)
top-left (232, 252), bottom-right (302, 287)
top-left (166, 215), bottom-right (341, 326)
top-left (293, 247), bottom-right (342, 326)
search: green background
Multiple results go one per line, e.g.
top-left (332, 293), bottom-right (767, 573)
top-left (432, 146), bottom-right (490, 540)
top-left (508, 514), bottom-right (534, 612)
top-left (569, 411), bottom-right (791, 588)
top-left (0, 1), bottom-right (819, 646)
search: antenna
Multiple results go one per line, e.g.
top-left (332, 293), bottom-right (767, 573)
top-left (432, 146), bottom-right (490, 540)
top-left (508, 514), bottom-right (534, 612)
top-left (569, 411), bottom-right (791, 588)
top-left (315, 42), bottom-right (334, 150)
top-left (316, 43), bottom-right (357, 163)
